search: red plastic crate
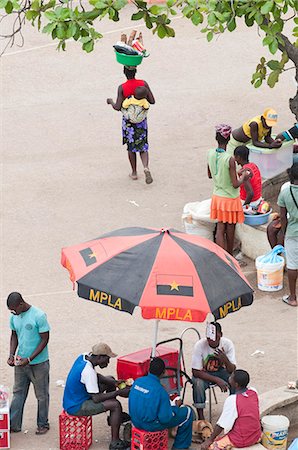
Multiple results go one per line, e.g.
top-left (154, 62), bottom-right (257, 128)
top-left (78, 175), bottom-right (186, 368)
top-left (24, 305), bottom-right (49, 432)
top-left (117, 346), bottom-right (182, 393)
top-left (131, 427), bottom-right (168, 450)
top-left (59, 411), bottom-right (92, 450)
top-left (0, 431), bottom-right (10, 449)
top-left (0, 413), bottom-right (8, 430)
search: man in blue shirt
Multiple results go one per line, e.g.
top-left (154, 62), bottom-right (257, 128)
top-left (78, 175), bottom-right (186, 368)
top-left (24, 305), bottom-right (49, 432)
top-left (63, 342), bottom-right (130, 450)
top-left (129, 357), bottom-right (194, 450)
top-left (6, 292), bottom-right (50, 435)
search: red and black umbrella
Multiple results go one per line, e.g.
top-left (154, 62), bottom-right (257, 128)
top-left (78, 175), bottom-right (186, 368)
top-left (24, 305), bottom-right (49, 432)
top-left (61, 227), bottom-right (253, 322)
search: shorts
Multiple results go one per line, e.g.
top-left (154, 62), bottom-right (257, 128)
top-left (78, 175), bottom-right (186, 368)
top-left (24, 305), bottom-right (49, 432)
top-left (72, 399), bottom-right (106, 416)
top-left (285, 236), bottom-right (298, 269)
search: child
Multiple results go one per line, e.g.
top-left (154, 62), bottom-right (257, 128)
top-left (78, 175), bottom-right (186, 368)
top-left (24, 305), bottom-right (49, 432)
top-left (121, 86), bottom-right (150, 124)
top-left (234, 145), bottom-right (262, 208)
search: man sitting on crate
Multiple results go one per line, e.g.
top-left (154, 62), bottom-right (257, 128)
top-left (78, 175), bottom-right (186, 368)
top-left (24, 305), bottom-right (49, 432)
top-left (129, 357), bottom-right (194, 450)
top-left (192, 322), bottom-right (236, 420)
top-left (63, 342), bottom-right (130, 450)
top-left (200, 370), bottom-right (262, 450)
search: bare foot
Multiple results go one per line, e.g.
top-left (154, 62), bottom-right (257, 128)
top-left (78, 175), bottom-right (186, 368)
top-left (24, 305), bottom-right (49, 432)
top-left (129, 173), bottom-right (138, 180)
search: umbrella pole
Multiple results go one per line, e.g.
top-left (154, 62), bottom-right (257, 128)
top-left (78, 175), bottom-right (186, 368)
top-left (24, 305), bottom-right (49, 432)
top-left (151, 320), bottom-right (160, 357)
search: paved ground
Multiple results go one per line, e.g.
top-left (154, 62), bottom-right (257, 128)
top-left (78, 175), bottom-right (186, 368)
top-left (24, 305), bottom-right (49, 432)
top-left (1, 6), bottom-right (297, 449)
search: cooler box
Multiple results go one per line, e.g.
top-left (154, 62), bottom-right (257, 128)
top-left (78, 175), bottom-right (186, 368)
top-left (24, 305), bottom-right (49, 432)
top-left (248, 140), bottom-right (293, 179)
top-left (117, 346), bottom-right (183, 394)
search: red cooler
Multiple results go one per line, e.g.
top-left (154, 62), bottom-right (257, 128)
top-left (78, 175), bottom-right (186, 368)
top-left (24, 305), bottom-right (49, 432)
top-left (117, 346), bottom-right (182, 393)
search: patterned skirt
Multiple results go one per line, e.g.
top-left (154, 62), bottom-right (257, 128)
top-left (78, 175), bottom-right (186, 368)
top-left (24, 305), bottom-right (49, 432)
top-left (122, 116), bottom-right (149, 153)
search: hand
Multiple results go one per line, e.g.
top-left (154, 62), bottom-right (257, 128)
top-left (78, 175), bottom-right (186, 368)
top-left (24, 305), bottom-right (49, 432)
top-left (7, 356), bottom-right (15, 367)
top-left (15, 357), bottom-right (30, 367)
top-left (270, 140), bottom-right (282, 148)
top-left (241, 169), bottom-right (253, 181)
top-left (216, 377), bottom-right (229, 392)
top-left (106, 98), bottom-right (113, 105)
top-left (117, 386), bottom-right (131, 398)
top-left (175, 399), bottom-right (182, 407)
top-left (214, 348), bottom-right (229, 365)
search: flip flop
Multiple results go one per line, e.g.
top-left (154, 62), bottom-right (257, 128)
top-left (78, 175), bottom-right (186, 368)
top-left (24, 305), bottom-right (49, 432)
top-left (282, 295), bottom-right (298, 307)
top-left (144, 169), bottom-right (153, 184)
top-left (129, 173), bottom-right (138, 180)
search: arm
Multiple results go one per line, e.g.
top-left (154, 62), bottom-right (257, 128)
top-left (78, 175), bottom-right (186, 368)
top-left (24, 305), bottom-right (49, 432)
top-left (107, 85), bottom-right (124, 111)
top-left (250, 122), bottom-right (281, 148)
top-left (144, 81), bottom-right (155, 104)
top-left (229, 157), bottom-right (251, 188)
top-left (279, 206), bottom-right (288, 234)
top-left (157, 390), bottom-right (175, 424)
top-left (207, 165), bottom-right (212, 179)
top-left (7, 331), bottom-right (18, 366)
top-left (243, 179), bottom-right (254, 205)
top-left (201, 424), bottom-right (224, 450)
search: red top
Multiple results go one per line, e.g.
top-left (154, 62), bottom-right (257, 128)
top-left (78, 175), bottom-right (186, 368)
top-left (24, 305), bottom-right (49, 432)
top-left (240, 162), bottom-right (262, 202)
top-left (228, 389), bottom-right (262, 448)
top-left (122, 79), bottom-right (145, 99)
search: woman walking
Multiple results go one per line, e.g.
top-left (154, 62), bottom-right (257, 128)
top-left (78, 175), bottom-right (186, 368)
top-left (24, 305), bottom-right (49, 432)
top-left (107, 66), bottom-right (155, 184)
top-left (208, 124), bottom-right (251, 254)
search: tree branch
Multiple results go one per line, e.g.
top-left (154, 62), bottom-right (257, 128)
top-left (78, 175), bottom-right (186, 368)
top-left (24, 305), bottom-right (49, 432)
top-left (278, 32), bottom-right (298, 63)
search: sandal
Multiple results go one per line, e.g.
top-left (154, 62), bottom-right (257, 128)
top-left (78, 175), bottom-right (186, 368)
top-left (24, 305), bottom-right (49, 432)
top-left (282, 295), bottom-right (298, 307)
top-left (144, 168), bottom-right (153, 184)
top-left (35, 427), bottom-right (49, 435)
top-left (109, 439), bottom-right (130, 449)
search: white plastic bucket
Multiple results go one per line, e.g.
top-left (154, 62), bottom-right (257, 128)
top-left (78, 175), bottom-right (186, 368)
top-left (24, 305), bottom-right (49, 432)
top-left (261, 415), bottom-right (290, 450)
top-left (255, 256), bottom-right (284, 291)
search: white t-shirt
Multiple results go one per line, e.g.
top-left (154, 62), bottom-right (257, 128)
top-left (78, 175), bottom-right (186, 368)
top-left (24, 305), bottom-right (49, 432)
top-left (217, 388), bottom-right (258, 434)
top-left (192, 337), bottom-right (236, 372)
top-left (81, 354), bottom-right (99, 394)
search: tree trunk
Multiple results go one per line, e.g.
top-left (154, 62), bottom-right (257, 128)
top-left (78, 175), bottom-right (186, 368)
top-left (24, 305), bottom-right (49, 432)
top-left (289, 67), bottom-right (298, 121)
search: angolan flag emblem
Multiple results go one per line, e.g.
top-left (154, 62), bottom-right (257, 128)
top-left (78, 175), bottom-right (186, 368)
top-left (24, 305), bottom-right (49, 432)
top-left (156, 275), bottom-right (194, 297)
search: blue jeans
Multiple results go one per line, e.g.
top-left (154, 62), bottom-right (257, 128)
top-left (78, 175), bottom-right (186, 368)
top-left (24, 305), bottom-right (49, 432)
top-left (10, 360), bottom-right (50, 431)
top-left (134, 406), bottom-right (193, 449)
top-left (192, 368), bottom-right (233, 409)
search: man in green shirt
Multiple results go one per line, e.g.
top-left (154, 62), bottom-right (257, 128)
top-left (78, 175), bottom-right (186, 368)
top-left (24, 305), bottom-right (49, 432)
top-left (7, 292), bottom-right (50, 434)
top-left (277, 163), bottom-right (298, 307)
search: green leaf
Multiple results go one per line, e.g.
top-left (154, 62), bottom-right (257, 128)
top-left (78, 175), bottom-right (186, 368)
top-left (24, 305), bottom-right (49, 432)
top-left (26, 9), bottom-right (38, 19)
top-left (113, 0), bottom-right (126, 10)
top-left (227, 18), bottom-right (236, 32)
top-left (52, 28), bottom-right (57, 38)
top-left (83, 40), bottom-right (94, 52)
top-left (207, 11), bottom-right (216, 27)
top-left (44, 10), bottom-right (56, 19)
top-left (149, 5), bottom-right (164, 15)
top-left (182, 5), bottom-right (193, 17)
top-left (56, 22), bottom-right (67, 39)
top-left (267, 70), bottom-right (280, 88)
top-left (244, 14), bottom-right (254, 27)
top-left (165, 25), bottom-right (175, 37)
top-left (145, 14), bottom-right (153, 29)
top-left (169, 8), bottom-right (177, 15)
top-left (271, 22), bottom-right (283, 34)
top-left (263, 35), bottom-right (273, 46)
top-left (191, 10), bottom-right (203, 26)
top-left (254, 79), bottom-right (262, 88)
top-left (66, 22), bottom-right (77, 38)
top-left (95, 1), bottom-right (107, 7)
top-left (42, 22), bottom-right (57, 33)
top-left (31, 0), bottom-right (40, 11)
top-left (0, 0), bottom-right (8, 8)
top-left (255, 12), bottom-right (263, 26)
top-left (267, 59), bottom-right (280, 70)
top-left (5, 1), bottom-right (13, 13)
top-left (214, 11), bottom-right (225, 22)
top-left (207, 31), bottom-right (213, 42)
top-left (131, 10), bottom-right (144, 20)
top-left (80, 35), bottom-right (91, 43)
top-left (260, 1), bottom-right (273, 15)
top-left (157, 24), bottom-right (167, 38)
top-left (167, 0), bottom-right (175, 6)
top-left (269, 39), bottom-right (278, 54)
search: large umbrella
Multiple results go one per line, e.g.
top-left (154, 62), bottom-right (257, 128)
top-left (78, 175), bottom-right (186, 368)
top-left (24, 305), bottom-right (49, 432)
top-left (61, 227), bottom-right (253, 332)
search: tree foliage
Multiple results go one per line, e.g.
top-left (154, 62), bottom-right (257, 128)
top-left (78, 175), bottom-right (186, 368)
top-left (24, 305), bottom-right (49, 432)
top-left (1, 1), bottom-right (298, 113)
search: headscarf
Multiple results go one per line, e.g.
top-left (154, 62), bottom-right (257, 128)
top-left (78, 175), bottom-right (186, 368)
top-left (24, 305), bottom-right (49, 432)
top-left (215, 124), bottom-right (232, 139)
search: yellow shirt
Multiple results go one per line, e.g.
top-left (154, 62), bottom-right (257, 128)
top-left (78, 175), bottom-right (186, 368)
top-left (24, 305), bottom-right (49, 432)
top-left (242, 115), bottom-right (270, 140)
top-left (122, 96), bottom-right (150, 110)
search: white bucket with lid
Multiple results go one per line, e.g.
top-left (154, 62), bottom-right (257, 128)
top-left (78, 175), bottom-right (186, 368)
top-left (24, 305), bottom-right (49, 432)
top-left (255, 256), bottom-right (284, 291)
top-left (261, 415), bottom-right (290, 450)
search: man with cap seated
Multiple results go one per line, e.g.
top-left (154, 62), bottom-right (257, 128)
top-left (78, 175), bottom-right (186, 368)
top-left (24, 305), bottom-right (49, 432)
top-left (63, 342), bottom-right (130, 450)
top-left (227, 108), bottom-right (282, 154)
top-left (129, 357), bottom-right (194, 450)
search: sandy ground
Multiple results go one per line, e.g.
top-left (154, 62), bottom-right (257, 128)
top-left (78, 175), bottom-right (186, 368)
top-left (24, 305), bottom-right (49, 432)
top-left (1, 6), bottom-right (297, 449)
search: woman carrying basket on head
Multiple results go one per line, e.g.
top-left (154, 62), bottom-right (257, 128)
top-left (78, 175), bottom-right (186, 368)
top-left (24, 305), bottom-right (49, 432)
top-left (107, 66), bottom-right (155, 184)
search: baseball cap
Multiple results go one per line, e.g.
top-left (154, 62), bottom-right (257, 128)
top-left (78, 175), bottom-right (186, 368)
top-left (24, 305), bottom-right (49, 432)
top-left (263, 108), bottom-right (278, 127)
top-left (91, 343), bottom-right (117, 358)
